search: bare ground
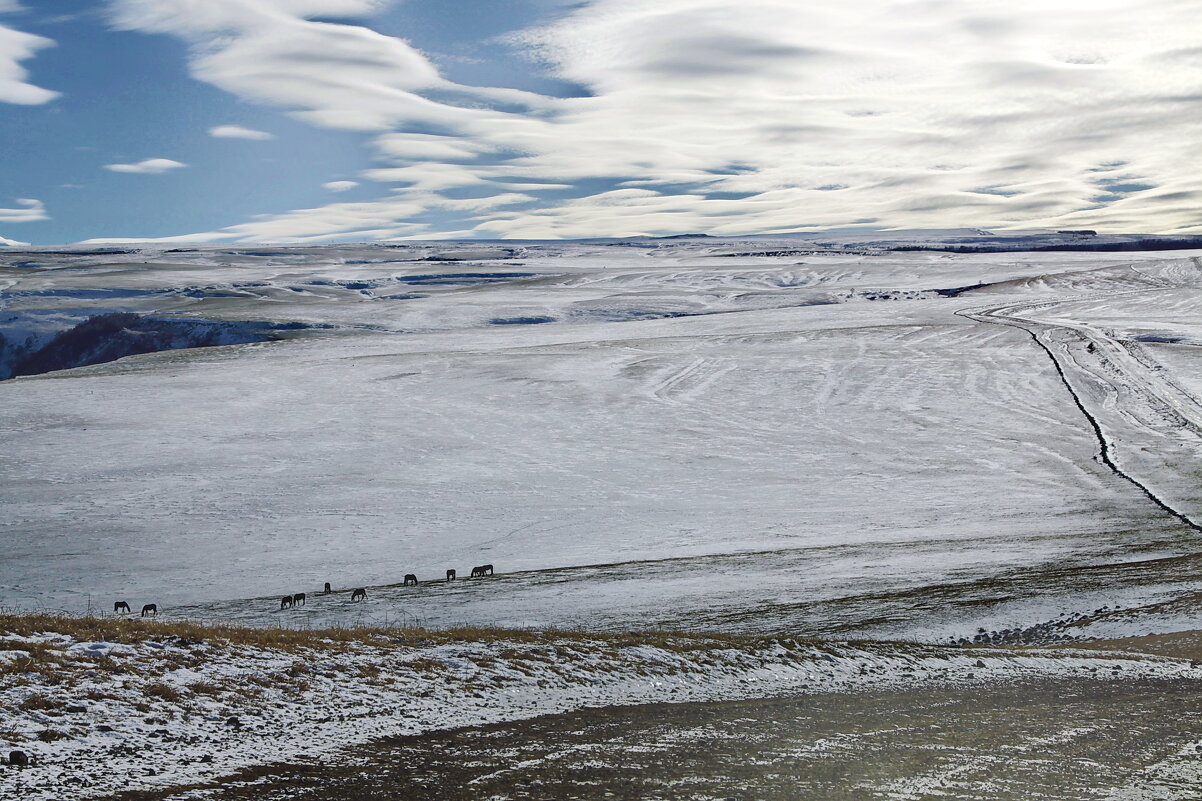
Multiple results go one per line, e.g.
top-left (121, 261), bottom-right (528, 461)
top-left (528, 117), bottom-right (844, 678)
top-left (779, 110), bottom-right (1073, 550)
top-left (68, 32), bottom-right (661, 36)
top-left (109, 636), bottom-right (1202, 801)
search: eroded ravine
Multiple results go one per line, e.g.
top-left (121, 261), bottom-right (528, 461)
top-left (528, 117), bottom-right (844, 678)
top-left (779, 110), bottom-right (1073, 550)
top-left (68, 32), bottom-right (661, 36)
top-left (957, 273), bottom-right (1202, 534)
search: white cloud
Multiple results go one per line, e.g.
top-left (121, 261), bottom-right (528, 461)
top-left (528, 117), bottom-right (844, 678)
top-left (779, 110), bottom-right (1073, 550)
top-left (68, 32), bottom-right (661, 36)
top-left (0, 235), bottom-right (29, 246)
top-left (209, 124), bottom-right (275, 140)
top-left (107, 0), bottom-right (545, 131)
top-left (0, 19), bottom-right (59, 105)
top-left (82, 191), bottom-right (536, 244)
top-left (0, 197), bottom-right (48, 223)
top-left (322, 180), bottom-right (359, 192)
top-left (107, 0), bottom-right (1202, 239)
top-left (104, 158), bottom-right (188, 174)
top-left (465, 0), bottom-right (1202, 236)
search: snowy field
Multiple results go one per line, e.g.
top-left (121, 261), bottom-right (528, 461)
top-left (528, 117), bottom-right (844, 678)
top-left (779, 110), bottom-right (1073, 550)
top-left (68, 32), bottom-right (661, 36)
top-left (2, 236), bottom-right (1201, 643)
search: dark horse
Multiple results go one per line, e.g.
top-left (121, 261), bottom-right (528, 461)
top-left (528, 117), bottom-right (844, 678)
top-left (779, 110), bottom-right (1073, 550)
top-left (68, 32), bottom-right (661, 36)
top-left (351, 587), bottom-right (367, 602)
top-left (113, 601), bottom-right (130, 614)
top-left (141, 604), bottom-right (157, 617)
top-left (470, 564), bottom-right (494, 577)
top-left (293, 592), bottom-right (306, 606)
top-left (446, 569), bottom-right (456, 582)
top-left (403, 574), bottom-right (418, 586)
top-left (280, 595), bottom-right (294, 610)
top-left (323, 582), bottom-right (332, 594)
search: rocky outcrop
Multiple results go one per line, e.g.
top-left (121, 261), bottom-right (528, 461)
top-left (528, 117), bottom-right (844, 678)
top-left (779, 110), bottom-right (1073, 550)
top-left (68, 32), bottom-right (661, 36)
top-left (0, 312), bottom-right (291, 380)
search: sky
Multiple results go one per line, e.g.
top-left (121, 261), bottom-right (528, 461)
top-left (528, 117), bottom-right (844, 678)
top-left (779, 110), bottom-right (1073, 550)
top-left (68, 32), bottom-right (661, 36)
top-left (1, 0), bottom-right (1201, 245)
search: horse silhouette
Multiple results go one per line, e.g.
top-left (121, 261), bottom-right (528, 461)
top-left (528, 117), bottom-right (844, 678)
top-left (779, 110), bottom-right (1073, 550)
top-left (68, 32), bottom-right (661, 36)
top-left (293, 592), bottom-right (306, 606)
top-left (470, 564), bottom-right (495, 577)
top-left (403, 574), bottom-right (418, 586)
top-left (446, 569), bottom-right (456, 582)
top-left (113, 601), bottom-right (130, 614)
top-left (141, 604), bottom-right (157, 617)
top-left (351, 587), bottom-right (367, 602)
top-left (280, 595), bottom-right (294, 610)
top-left (323, 582), bottom-right (332, 594)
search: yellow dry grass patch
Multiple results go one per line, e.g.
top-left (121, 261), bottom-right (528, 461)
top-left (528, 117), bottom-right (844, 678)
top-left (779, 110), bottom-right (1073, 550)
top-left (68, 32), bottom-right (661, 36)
top-left (0, 612), bottom-right (778, 661)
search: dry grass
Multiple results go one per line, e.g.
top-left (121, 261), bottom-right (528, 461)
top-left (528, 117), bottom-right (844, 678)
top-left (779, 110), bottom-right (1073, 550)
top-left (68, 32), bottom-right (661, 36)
top-left (1066, 630), bottom-right (1202, 661)
top-left (18, 694), bottom-right (65, 712)
top-left (143, 682), bottom-right (184, 702)
top-left (0, 612), bottom-right (781, 658)
top-left (186, 681), bottom-right (225, 697)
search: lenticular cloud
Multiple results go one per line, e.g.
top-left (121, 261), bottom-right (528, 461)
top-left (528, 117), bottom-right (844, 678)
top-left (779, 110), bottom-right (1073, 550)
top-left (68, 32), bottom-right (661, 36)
top-left (0, 21), bottom-right (59, 105)
top-left (107, 0), bottom-right (1202, 240)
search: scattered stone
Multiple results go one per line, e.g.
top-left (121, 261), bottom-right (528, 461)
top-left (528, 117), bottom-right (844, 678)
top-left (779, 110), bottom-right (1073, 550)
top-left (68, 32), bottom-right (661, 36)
top-left (66, 704), bottom-right (88, 714)
top-left (974, 660), bottom-right (987, 668)
top-left (7, 750), bottom-right (28, 767)
top-left (96, 725), bottom-right (114, 733)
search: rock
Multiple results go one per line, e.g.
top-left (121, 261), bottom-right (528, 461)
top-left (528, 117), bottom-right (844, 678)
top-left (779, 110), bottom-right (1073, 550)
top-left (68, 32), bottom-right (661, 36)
top-left (199, 754), bottom-right (213, 764)
top-left (96, 725), bottom-right (114, 733)
top-left (7, 750), bottom-right (29, 767)
top-left (974, 659), bottom-right (986, 668)
top-left (225, 716), bottom-right (241, 728)
top-left (66, 704), bottom-right (87, 714)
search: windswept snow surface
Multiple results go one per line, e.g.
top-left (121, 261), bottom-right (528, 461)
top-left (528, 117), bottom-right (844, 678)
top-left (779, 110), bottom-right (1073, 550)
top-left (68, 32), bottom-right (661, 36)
top-left (1, 239), bottom-right (1201, 642)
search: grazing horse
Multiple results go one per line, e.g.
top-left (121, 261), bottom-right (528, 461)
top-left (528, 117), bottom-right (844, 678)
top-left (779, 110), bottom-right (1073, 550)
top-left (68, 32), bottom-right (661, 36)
top-left (351, 587), bottom-right (367, 602)
top-left (446, 569), bottom-right (456, 582)
top-left (403, 574), bottom-right (418, 586)
top-left (323, 582), bottom-right (332, 594)
top-left (293, 592), bottom-right (306, 606)
top-left (471, 564), bottom-right (495, 577)
top-left (113, 601), bottom-right (130, 614)
top-left (280, 595), bottom-right (294, 610)
top-left (141, 604), bottom-right (157, 617)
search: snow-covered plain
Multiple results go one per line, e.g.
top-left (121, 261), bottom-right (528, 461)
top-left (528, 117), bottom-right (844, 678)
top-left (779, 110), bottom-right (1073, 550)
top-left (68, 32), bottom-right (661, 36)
top-left (1, 238), bottom-right (1201, 642)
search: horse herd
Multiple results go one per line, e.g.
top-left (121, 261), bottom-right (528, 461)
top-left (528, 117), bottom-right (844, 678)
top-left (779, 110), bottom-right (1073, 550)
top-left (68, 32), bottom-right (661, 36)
top-left (282, 564), bottom-right (495, 609)
top-left (112, 564), bottom-right (496, 617)
top-left (111, 600), bottom-right (155, 617)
